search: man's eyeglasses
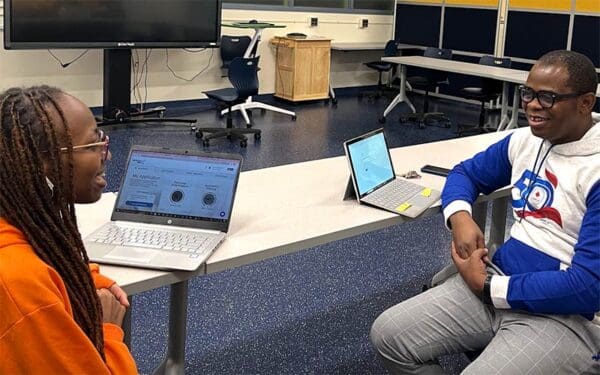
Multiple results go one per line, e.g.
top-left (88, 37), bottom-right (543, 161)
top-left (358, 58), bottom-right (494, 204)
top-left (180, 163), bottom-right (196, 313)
top-left (519, 85), bottom-right (585, 109)
top-left (60, 129), bottom-right (110, 161)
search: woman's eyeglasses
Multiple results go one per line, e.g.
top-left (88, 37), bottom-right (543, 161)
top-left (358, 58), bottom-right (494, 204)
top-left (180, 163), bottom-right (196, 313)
top-left (60, 129), bottom-right (110, 161)
top-left (519, 85), bottom-right (585, 109)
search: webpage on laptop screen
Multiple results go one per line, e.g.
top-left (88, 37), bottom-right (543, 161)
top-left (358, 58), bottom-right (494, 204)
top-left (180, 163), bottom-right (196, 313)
top-left (116, 151), bottom-right (239, 222)
top-left (348, 133), bottom-right (394, 196)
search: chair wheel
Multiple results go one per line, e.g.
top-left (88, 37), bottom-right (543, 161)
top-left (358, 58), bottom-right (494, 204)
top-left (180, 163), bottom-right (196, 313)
top-left (190, 126), bottom-right (196, 132)
top-left (240, 140), bottom-right (248, 147)
top-left (378, 117), bottom-right (386, 124)
top-left (332, 98), bottom-right (338, 105)
top-left (419, 122), bottom-right (426, 129)
top-left (246, 123), bottom-right (253, 129)
top-left (203, 139), bottom-right (210, 147)
top-left (260, 108), bottom-right (266, 115)
top-left (399, 117), bottom-right (406, 124)
top-left (445, 122), bottom-right (452, 128)
top-left (292, 115), bottom-right (297, 121)
top-left (195, 131), bottom-right (203, 139)
top-left (254, 132), bottom-right (261, 140)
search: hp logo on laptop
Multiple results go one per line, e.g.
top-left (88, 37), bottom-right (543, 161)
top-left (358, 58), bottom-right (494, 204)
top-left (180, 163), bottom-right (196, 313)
top-left (167, 219), bottom-right (173, 224)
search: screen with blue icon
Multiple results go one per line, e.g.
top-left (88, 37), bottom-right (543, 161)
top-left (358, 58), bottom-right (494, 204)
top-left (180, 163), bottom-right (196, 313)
top-left (347, 132), bottom-right (395, 197)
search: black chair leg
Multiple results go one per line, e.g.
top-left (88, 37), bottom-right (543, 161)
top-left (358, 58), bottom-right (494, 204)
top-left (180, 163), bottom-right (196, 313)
top-left (196, 102), bottom-right (261, 147)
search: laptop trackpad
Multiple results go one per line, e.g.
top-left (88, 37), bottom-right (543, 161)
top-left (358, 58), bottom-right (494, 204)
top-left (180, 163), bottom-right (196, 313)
top-left (105, 246), bottom-right (155, 263)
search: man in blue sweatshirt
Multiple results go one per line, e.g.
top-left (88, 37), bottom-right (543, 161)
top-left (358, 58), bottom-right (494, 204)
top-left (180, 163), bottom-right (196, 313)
top-left (371, 50), bottom-right (599, 374)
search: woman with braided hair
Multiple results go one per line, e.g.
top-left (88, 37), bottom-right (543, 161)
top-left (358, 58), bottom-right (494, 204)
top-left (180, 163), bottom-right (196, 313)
top-left (0, 86), bottom-right (137, 373)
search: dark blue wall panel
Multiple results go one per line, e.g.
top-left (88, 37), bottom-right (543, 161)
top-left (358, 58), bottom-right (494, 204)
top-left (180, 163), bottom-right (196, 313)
top-left (442, 7), bottom-right (497, 55)
top-left (505, 11), bottom-right (569, 60)
top-left (395, 4), bottom-right (441, 47)
top-left (571, 15), bottom-right (600, 68)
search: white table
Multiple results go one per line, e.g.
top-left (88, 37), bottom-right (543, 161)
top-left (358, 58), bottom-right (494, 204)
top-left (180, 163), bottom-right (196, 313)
top-left (76, 131), bottom-right (514, 375)
top-left (331, 42), bottom-right (424, 51)
top-left (329, 43), bottom-right (424, 102)
top-left (381, 55), bottom-right (600, 131)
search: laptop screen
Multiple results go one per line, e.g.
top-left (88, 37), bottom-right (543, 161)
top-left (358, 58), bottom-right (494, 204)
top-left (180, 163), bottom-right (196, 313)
top-left (346, 131), bottom-right (395, 197)
top-left (115, 150), bottom-right (241, 223)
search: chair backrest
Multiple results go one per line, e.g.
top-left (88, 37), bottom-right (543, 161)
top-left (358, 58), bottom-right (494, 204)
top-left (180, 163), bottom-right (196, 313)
top-left (423, 47), bottom-right (452, 60)
top-left (479, 55), bottom-right (512, 95)
top-left (422, 47), bottom-right (453, 84)
top-left (383, 40), bottom-right (399, 57)
top-left (228, 56), bottom-right (260, 99)
top-left (220, 35), bottom-right (252, 68)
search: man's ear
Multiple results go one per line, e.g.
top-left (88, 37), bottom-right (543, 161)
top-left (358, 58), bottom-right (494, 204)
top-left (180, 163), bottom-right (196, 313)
top-left (578, 92), bottom-right (596, 114)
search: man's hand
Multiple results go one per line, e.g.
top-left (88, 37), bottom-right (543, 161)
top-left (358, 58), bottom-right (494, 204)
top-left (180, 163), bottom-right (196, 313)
top-left (449, 211), bottom-right (485, 259)
top-left (108, 283), bottom-right (130, 307)
top-left (451, 242), bottom-right (488, 295)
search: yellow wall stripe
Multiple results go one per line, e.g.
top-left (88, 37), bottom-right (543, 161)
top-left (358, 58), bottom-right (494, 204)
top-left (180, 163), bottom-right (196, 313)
top-left (446, 0), bottom-right (499, 6)
top-left (397, 0), bottom-right (444, 4)
top-left (509, 0), bottom-right (571, 11)
top-left (575, 0), bottom-right (600, 13)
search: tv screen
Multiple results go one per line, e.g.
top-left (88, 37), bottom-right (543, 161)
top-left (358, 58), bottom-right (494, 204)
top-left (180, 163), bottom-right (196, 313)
top-left (4, 0), bottom-right (222, 49)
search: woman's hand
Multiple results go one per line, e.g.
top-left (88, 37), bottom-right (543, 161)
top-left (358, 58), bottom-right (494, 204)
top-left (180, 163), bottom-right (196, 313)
top-left (97, 289), bottom-right (127, 326)
top-left (108, 283), bottom-right (130, 307)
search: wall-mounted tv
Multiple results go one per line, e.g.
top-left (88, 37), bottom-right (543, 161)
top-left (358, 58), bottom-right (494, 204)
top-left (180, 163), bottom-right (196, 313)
top-left (4, 0), bottom-right (222, 49)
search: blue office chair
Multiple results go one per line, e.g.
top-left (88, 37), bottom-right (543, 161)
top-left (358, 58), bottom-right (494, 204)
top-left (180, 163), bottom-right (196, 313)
top-left (197, 57), bottom-right (261, 147)
top-left (400, 47), bottom-right (453, 129)
top-left (220, 35), bottom-right (252, 77)
top-left (457, 56), bottom-right (512, 135)
top-left (358, 40), bottom-right (399, 100)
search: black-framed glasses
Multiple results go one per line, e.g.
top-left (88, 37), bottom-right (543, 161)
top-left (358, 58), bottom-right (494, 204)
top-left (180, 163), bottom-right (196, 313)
top-left (519, 85), bottom-right (585, 109)
top-left (60, 129), bottom-right (110, 161)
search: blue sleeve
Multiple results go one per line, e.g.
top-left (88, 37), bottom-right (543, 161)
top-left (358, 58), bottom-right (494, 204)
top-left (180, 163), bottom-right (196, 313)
top-left (506, 181), bottom-right (600, 318)
top-left (441, 134), bottom-right (513, 209)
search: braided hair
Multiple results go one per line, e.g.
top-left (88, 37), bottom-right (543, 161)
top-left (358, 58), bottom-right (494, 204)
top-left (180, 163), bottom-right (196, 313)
top-left (0, 86), bottom-right (105, 358)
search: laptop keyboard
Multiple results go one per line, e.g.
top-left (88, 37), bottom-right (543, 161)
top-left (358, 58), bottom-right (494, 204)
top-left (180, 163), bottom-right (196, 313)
top-left (365, 180), bottom-right (422, 208)
top-left (88, 224), bottom-right (219, 255)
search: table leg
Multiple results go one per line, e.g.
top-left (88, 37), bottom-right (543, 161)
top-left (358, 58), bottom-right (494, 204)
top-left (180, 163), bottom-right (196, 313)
top-left (505, 88), bottom-right (521, 129)
top-left (244, 28), bottom-right (263, 58)
top-left (152, 281), bottom-right (189, 375)
top-left (382, 65), bottom-right (413, 119)
top-left (496, 82), bottom-right (510, 131)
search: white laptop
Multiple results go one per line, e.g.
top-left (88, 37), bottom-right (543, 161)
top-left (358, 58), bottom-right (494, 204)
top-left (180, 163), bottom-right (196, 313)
top-left (85, 145), bottom-right (242, 271)
top-left (343, 128), bottom-right (441, 218)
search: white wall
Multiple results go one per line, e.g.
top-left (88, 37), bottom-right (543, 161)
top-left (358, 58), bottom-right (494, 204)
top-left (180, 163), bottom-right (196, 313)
top-left (0, 8), bottom-right (393, 108)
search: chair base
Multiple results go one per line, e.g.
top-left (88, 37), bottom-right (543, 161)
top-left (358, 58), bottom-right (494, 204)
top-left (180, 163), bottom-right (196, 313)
top-left (221, 97), bottom-right (296, 126)
top-left (400, 112), bottom-right (452, 129)
top-left (195, 127), bottom-right (261, 148)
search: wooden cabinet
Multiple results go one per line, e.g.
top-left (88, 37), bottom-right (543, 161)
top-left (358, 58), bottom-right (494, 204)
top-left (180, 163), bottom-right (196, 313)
top-left (271, 37), bottom-right (332, 102)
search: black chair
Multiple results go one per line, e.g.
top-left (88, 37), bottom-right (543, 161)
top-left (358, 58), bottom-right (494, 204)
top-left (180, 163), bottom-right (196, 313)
top-left (220, 35), bottom-right (252, 77)
top-left (457, 56), bottom-right (512, 136)
top-left (400, 47), bottom-right (452, 129)
top-left (358, 40), bottom-right (399, 100)
top-left (197, 57), bottom-right (261, 147)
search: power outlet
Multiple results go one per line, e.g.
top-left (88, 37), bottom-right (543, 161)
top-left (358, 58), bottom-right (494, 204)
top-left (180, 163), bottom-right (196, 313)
top-left (310, 17), bottom-right (318, 27)
top-left (360, 19), bottom-right (369, 28)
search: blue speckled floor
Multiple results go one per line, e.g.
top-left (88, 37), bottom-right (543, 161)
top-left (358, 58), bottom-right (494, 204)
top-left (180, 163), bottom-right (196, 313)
top-left (101, 92), bottom-right (516, 374)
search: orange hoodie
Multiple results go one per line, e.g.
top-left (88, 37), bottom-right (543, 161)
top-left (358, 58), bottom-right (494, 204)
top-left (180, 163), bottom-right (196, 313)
top-left (0, 218), bottom-right (137, 374)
